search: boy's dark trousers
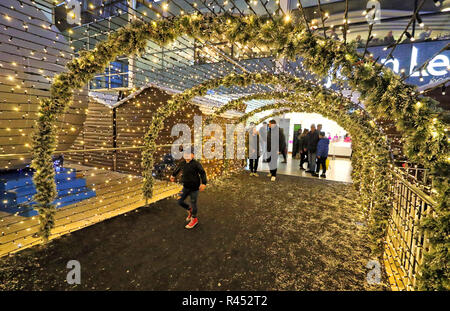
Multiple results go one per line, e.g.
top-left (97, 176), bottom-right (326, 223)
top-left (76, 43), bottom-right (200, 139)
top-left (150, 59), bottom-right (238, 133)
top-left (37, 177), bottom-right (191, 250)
top-left (177, 187), bottom-right (199, 218)
top-left (281, 148), bottom-right (287, 162)
top-left (248, 156), bottom-right (260, 173)
top-left (316, 157), bottom-right (327, 174)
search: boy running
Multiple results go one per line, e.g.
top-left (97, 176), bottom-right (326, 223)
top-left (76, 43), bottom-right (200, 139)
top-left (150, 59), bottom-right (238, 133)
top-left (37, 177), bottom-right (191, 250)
top-left (170, 150), bottom-right (207, 229)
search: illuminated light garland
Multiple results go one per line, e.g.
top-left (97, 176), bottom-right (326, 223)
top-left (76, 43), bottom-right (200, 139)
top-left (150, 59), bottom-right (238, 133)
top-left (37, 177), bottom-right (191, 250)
top-left (209, 88), bottom-right (395, 253)
top-left (29, 12), bottom-right (448, 290)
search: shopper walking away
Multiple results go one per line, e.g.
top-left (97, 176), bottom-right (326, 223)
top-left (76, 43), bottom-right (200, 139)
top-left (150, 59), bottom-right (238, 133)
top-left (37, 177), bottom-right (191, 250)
top-left (279, 124), bottom-right (287, 163)
top-left (247, 126), bottom-right (260, 176)
top-left (299, 128), bottom-right (309, 170)
top-left (170, 149), bottom-right (207, 229)
top-left (305, 124), bottom-right (319, 174)
top-left (266, 120), bottom-right (286, 181)
top-left (292, 128), bottom-right (302, 159)
top-left (280, 135), bottom-right (288, 164)
top-left (313, 132), bottom-right (329, 178)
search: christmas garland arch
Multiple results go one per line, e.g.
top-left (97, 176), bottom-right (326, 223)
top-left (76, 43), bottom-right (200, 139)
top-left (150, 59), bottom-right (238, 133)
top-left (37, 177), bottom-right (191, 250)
top-left (31, 13), bottom-right (448, 289)
top-left (208, 87), bottom-right (393, 253)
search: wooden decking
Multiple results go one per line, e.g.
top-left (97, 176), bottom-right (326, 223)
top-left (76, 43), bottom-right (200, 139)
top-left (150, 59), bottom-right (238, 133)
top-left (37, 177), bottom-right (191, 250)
top-left (0, 165), bottom-right (181, 258)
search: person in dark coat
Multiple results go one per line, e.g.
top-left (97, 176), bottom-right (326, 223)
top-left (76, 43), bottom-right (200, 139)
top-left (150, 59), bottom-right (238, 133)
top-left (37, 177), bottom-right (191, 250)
top-left (298, 128), bottom-right (309, 170)
top-left (292, 128), bottom-right (302, 159)
top-left (266, 120), bottom-right (286, 181)
top-left (247, 126), bottom-right (260, 176)
top-left (313, 132), bottom-right (330, 178)
top-left (305, 124), bottom-right (319, 174)
top-left (170, 149), bottom-right (207, 229)
top-left (279, 126), bottom-right (287, 163)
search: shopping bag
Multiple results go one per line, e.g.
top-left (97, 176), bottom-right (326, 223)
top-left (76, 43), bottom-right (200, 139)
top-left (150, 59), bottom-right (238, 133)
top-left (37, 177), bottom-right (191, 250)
top-left (326, 158), bottom-right (330, 170)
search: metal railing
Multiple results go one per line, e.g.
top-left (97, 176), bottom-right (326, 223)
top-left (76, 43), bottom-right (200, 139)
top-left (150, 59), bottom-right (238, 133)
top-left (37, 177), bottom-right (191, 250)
top-left (393, 162), bottom-right (433, 193)
top-left (383, 166), bottom-right (435, 290)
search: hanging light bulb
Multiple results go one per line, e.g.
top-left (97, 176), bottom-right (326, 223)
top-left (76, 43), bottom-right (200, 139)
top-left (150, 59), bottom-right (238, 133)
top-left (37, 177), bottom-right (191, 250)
top-left (283, 13), bottom-right (291, 23)
top-left (405, 31), bottom-right (415, 41)
top-left (416, 14), bottom-right (424, 27)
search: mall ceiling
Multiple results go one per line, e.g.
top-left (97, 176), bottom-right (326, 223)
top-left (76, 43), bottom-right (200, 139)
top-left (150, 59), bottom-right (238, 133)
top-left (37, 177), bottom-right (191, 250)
top-left (35, 1), bottom-right (450, 110)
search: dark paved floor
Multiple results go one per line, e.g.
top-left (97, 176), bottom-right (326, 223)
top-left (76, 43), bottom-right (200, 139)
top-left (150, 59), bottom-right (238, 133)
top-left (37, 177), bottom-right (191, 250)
top-left (0, 172), bottom-right (384, 290)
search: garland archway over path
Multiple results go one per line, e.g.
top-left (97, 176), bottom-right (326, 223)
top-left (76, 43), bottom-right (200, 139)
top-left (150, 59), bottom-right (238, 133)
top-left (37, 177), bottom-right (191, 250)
top-left (140, 72), bottom-right (391, 207)
top-left (207, 88), bottom-right (393, 253)
top-left (31, 13), bottom-right (448, 289)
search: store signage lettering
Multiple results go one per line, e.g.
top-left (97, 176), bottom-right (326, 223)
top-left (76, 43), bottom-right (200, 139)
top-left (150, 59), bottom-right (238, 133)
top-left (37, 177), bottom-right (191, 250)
top-left (362, 40), bottom-right (450, 87)
top-left (66, 0), bottom-right (81, 25)
top-left (381, 46), bottom-right (449, 77)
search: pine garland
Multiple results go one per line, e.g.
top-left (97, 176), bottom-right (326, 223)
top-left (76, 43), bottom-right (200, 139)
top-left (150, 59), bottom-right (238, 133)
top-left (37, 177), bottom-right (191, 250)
top-left (208, 87), bottom-right (393, 255)
top-left (31, 12), bottom-right (448, 289)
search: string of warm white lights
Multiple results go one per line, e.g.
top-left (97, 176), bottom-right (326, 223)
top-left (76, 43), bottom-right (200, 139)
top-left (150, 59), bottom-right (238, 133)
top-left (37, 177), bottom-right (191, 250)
top-left (343, 0), bottom-right (348, 43)
top-left (0, 0), bottom-right (436, 169)
top-left (1, 0), bottom-right (448, 291)
top-left (382, 0), bottom-right (427, 64)
top-left (0, 0), bottom-right (286, 161)
top-left (1, 0), bottom-right (267, 96)
top-left (0, 0), bottom-right (436, 171)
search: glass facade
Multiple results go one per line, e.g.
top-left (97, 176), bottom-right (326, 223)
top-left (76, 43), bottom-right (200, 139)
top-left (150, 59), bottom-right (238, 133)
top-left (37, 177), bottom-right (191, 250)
top-left (41, 0), bottom-right (450, 95)
top-left (90, 58), bottom-right (129, 90)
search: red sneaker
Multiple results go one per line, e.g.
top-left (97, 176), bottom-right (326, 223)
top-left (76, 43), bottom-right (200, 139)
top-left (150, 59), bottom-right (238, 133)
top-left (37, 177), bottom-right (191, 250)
top-left (186, 208), bottom-right (192, 222)
top-left (185, 217), bottom-right (198, 229)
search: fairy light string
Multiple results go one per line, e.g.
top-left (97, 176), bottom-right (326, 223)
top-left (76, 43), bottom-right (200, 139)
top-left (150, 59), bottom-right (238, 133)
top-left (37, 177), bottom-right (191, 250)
top-left (0, 1), bottom-right (445, 289)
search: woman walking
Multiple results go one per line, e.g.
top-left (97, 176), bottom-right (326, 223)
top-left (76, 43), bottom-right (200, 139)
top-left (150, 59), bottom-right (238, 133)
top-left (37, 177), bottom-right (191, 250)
top-left (292, 128), bottom-right (302, 159)
top-left (298, 128), bottom-right (309, 170)
top-left (247, 126), bottom-right (260, 176)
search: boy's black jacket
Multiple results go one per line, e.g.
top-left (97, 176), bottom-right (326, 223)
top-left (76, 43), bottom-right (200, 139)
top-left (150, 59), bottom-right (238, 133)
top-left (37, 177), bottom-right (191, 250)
top-left (171, 159), bottom-right (207, 190)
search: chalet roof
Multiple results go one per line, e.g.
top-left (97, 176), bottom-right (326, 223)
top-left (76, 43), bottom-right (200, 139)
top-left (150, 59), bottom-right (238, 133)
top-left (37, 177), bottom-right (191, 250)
top-left (89, 83), bottom-right (243, 119)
